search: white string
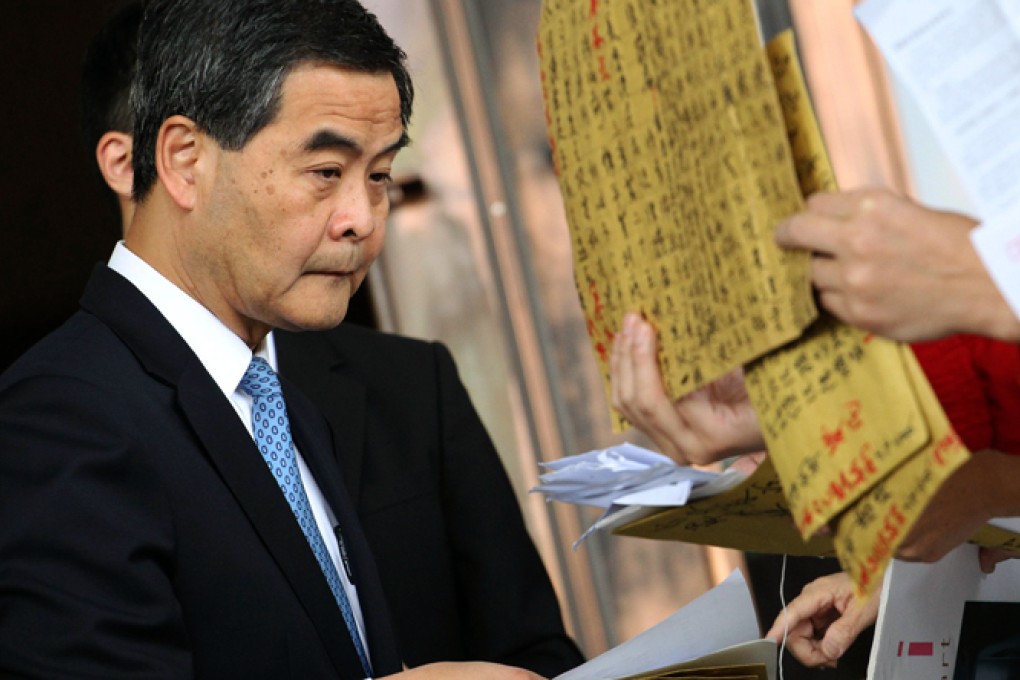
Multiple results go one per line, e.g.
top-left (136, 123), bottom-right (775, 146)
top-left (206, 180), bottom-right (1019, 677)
top-left (778, 552), bottom-right (789, 680)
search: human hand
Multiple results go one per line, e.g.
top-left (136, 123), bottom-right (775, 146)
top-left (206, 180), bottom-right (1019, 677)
top-left (979, 547), bottom-right (1020, 574)
top-left (765, 572), bottom-right (879, 669)
top-left (775, 187), bottom-right (1020, 342)
top-left (610, 312), bottom-right (765, 466)
top-left (897, 450), bottom-right (1020, 563)
top-left (382, 661), bottom-right (545, 679)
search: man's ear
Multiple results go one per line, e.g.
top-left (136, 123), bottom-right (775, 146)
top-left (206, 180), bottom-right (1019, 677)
top-left (155, 115), bottom-right (205, 211)
top-left (95, 130), bottom-right (134, 201)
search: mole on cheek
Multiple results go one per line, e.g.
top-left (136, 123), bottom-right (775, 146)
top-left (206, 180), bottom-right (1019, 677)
top-left (266, 184), bottom-right (276, 195)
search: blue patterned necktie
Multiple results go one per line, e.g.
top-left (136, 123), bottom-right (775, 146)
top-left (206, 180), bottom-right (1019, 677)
top-left (239, 356), bottom-right (372, 677)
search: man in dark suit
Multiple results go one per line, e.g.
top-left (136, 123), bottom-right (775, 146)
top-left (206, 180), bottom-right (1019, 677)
top-left (274, 328), bottom-right (581, 673)
top-left (79, 3), bottom-right (584, 676)
top-left (0, 1), bottom-right (546, 677)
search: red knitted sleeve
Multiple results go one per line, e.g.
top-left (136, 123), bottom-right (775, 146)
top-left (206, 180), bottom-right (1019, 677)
top-left (969, 336), bottom-right (1020, 454)
top-left (911, 335), bottom-right (1020, 455)
top-left (911, 336), bottom-right (993, 452)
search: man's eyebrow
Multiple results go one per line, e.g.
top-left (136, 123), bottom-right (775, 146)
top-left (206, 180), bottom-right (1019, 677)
top-left (302, 129), bottom-right (410, 157)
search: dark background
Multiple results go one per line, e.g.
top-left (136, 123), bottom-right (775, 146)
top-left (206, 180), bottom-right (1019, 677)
top-left (1, 0), bottom-right (130, 369)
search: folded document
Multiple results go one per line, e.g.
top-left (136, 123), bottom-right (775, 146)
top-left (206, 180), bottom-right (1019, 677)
top-left (531, 443), bottom-right (747, 547)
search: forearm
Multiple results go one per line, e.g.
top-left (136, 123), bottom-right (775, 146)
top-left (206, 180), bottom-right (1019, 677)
top-left (950, 247), bottom-right (1020, 341)
top-left (897, 449), bottom-right (1020, 563)
top-left (901, 217), bottom-right (1011, 340)
top-left (969, 217), bottom-right (1020, 342)
top-left (977, 449), bottom-right (1020, 519)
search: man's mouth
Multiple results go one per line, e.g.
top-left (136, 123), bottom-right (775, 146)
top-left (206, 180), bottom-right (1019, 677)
top-left (305, 254), bottom-right (363, 279)
top-left (308, 266), bottom-right (357, 278)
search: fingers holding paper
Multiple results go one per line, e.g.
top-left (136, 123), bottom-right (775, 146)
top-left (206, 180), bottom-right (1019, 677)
top-left (610, 312), bottom-right (766, 466)
top-left (979, 547), bottom-right (1020, 574)
top-left (774, 187), bottom-right (1017, 342)
top-left (765, 572), bottom-right (879, 670)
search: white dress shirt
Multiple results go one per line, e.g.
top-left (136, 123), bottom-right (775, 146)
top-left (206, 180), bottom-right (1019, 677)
top-left (107, 242), bottom-right (370, 657)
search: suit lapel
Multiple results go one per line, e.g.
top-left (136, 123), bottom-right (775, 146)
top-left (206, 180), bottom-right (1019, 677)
top-left (178, 368), bottom-right (368, 677)
top-left (283, 379), bottom-right (402, 674)
top-left (81, 266), bottom-right (368, 678)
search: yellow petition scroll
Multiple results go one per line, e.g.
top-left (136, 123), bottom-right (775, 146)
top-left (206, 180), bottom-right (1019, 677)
top-left (538, 0), bottom-right (815, 429)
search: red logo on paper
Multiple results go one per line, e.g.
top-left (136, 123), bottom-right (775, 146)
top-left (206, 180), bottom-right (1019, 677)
top-left (896, 641), bottom-right (934, 657)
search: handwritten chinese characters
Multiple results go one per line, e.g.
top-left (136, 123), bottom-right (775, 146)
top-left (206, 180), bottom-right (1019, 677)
top-left (832, 349), bottom-right (969, 597)
top-left (744, 318), bottom-right (929, 538)
top-left (538, 0), bottom-right (815, 423)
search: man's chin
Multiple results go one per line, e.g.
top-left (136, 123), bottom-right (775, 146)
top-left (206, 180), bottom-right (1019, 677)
top-left (274, 307), bottom-right (350, 333)
top-left (270, 281), bottom-right (358, 332)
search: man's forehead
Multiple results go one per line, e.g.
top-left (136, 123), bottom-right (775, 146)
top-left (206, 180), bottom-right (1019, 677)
top-left (259, 65), bottom-right (406, 153)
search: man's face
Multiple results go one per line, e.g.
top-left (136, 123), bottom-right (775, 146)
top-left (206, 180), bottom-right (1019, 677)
top-left (188, 63), bottom-right (404, 343)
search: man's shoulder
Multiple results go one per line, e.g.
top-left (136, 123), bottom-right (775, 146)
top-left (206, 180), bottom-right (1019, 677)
top-left (2, 310), bottom-right (128, 386)
top-left (0, 310), bottom-right (158, 424)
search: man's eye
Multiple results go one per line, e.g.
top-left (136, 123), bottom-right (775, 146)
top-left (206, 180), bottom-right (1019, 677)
top-left (316, 167), bottom-right (341, 180)
top-left (370, 172), bottom-right (393, 185)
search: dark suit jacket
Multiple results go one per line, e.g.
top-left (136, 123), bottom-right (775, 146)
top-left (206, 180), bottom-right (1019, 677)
top-left (0, 265), bottom-right (402, 679)
top-left (276, 325), bottom-right (584, 677)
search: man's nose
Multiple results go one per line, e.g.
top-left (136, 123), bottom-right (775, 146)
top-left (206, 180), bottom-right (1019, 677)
top-left (327, 183), bottom-right (378, 241)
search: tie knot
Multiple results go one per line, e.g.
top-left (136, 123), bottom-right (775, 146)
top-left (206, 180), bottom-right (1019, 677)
top-left (239, 356), bottom-right (282, 399)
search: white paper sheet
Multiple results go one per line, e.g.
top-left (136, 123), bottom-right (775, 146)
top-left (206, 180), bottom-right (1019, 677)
top-left (555, 569), bottom-right (774, 680)
top-left (855, 0), bottom-right (1020, 220)
top-left (531, 443), bottom-right (724, 510)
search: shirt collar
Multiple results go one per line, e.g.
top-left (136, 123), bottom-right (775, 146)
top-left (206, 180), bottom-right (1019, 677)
top-left (108, 241), bottom-right (277, 397)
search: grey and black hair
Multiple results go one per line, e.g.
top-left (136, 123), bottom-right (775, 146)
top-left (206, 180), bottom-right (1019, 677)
top-left (131, 0), bottom-right (414, 201)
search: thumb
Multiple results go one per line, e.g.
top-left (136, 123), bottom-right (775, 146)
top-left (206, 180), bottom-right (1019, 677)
top-left (819, 624), bottom-right (852, 662)
top-left (819, 607), bottom-right (871, 662)
top-left (979, 547), bottom-right (1020, 574)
